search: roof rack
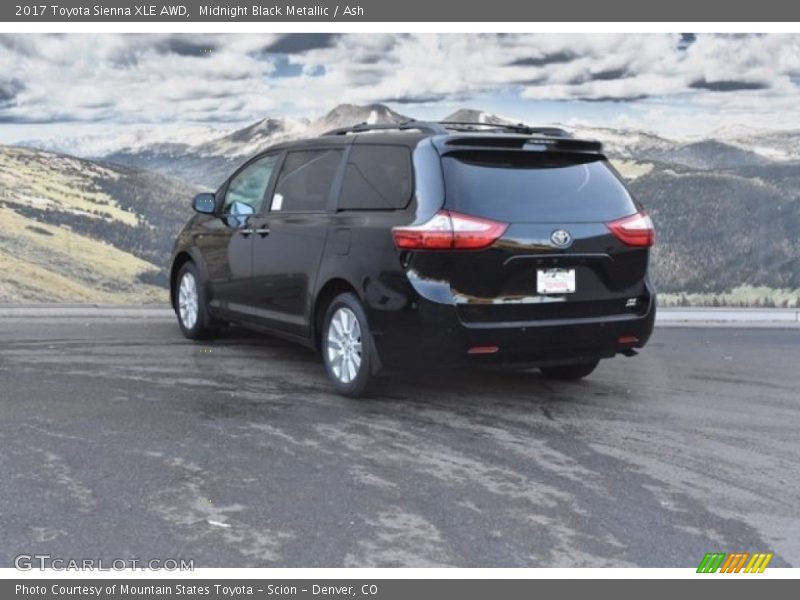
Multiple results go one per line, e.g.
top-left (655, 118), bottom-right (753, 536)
top-left (322, 119), bottom-right (574, 139)
top-left (322, 120), bottom-right (448, 136)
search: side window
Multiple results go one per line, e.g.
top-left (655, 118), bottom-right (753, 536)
top-left (223, 154), bottom-right (278, 214)
top-left (271, 149), bottom-right (343, 212)
top-left (338, 145), bottom-right (413, 211)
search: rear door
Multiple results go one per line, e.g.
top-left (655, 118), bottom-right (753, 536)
top-left (322, 142), bottom-right (416, 289)
top-left (440, 149), bottom-right (650, 323)
top-left (248, 147), bottom-right (346, 335)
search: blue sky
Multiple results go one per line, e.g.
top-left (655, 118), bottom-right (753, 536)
top-left (1, 33), bottom-right (799, 144)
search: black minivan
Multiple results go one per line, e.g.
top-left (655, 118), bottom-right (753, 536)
top-left (170, 121), bottom-right (656, 396)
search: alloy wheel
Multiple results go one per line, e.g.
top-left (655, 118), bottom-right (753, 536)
top-left (326, 307), bottom-right (362, 384)
top-left (178, 272), bottom-right (199, 330)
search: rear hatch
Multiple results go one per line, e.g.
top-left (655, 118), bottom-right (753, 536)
top-left (413, 141), bottom-right (653, 324)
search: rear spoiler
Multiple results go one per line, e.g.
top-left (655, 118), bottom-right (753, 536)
top-left (441, 135), bottom-right (604, 155)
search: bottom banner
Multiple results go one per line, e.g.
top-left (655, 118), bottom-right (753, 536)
top-left (2, 580), bottom-right (795, 600)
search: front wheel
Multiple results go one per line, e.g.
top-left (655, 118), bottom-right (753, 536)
top-left (540, 361), bottom-right (599, 381)
top-left (175, 262), bottom-right (217, 340)
top-left (322, 293), bottom-right (374, 398)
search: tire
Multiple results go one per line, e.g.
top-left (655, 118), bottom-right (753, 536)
top-left (540, 360), bottom-right (599, 381)
top-left (175, 262), bottom-right (217, 340)
top-left (322, 292), bottom-right (374, 398)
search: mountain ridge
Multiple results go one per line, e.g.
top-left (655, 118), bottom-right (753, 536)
top-left (5, 104), bottom-right (800, 302)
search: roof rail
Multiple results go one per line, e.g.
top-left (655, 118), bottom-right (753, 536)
top-left (438, 121), bottom-right (573, 138)
top-left (322, 120), bottom-right (574, 138)
top-left (322, 120), bottom-right (448, 136)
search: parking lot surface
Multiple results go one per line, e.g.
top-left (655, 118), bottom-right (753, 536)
top-left (0, 313), bottom-right (797, 567)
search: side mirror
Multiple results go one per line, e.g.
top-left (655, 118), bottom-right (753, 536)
top-left (192, 193), bottom-right (216, 215)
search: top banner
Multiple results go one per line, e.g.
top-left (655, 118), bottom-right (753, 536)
top-left (3, 0), bottom-right (800, 22)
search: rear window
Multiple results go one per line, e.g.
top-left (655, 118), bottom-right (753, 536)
top-left (442, 151), bottom-right (636, 222)
top-left (337, 145), bottom-right (413, 211)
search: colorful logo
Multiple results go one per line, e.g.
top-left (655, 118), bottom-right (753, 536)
top-left (697, 552), bottom-right (773, 573)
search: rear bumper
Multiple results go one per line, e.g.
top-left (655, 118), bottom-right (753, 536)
top-left (368, 286), bottom-right (656, 370)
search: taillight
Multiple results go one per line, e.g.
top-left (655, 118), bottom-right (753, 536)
top-left (607, 212), bottom-right (655, 247)
top-left (392, 210), bottom-right (507, 250)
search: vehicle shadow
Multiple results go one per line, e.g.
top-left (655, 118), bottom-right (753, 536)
top-left (198, 325), bottom-right (622, 411)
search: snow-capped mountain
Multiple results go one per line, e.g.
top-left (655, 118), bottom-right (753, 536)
top-left (570, 124), bottom-right (800, 164)
top-left (564, 124), bottom-right (783, 169)
top-left (192, 104), bottom-right (410, 159)
top-left (19, 124), bottom-right (231, 160)
top-left (568, 125), bottom-right (678, 159)
top-left (724, 129), bottom-right (800, 162)
top-left (17, 101), bottom-right (800, 193)
top-left (193, 117), bottom-right (310, 159)
top-left (442, 108), bottom-right (519, 125)
top-left (92, 104), bottom-right (413, 188)
top-left (307, 103), bottom-right (409, 135)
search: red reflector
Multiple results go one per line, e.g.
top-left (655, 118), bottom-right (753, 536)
top-left (467, 345), bottom-right (500, 355)
top-left (618, 336), bottom-right (639, 344)
top-left (393, 210), bottom-right (507, 250)
top-left (607, 212), bottom-right (655, 247)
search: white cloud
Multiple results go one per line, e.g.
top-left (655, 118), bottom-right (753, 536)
top-left (0, 33), bottom-right (798, 137)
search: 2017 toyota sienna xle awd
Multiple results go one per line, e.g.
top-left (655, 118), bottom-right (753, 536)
top-left (170, 121), bottom-right (656, 397)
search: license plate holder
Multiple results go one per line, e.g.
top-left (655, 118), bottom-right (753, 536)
top-left (537, 268), bottom-right (576, 294)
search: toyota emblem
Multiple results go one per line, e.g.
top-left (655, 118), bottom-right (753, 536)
top-left (550, 229), bottom-right (572, 248)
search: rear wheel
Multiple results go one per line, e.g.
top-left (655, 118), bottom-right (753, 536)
top-left (322, 293), bottom-right (374, 398)
top-left (540, 361), bottom-right (599, 381)
top-left (175, 262), bottom-right (217, 340)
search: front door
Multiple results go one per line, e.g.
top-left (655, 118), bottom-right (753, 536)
top-left (203, 153), bottom-right (280, 316)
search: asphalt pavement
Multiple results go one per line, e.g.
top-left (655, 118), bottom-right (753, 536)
top-left (0, 311), bottom-right (798, 567)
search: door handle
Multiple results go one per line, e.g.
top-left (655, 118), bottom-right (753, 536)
top-left (254, 227), bottom-right (270, 237)
top-left (239, 228), bottom-right (255, 237)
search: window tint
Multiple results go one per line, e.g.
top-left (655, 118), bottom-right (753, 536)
top-left (338, 145), bottom-right (413, 211)
top-left (223, 154), bottom-right (278, 214)
top-left (442, 151), bottom-right (637, 222)
top-left (271, 149), bottom-right (343, 212)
